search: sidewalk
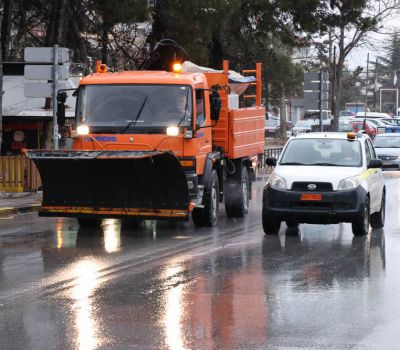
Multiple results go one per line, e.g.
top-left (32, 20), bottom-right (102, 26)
top-left (0, 192), bottom-right (42, 218)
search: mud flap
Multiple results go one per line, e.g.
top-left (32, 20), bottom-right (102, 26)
top-left (26, 150), bottom-right (190, 219)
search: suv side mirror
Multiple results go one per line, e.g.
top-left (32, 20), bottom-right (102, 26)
top-left (266, 157), bottom-right (277, 167)
top-left (57, 91), bottom-right (67, 127)
top-left (368, 159), bottom-right (382, 169)
top-left (210, 91), bottom-right (221, 121)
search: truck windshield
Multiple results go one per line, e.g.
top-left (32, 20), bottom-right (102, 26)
top-left (280, 138), bottom-right (362, 167)
top-left (77, 84), bottom-right (193, 131)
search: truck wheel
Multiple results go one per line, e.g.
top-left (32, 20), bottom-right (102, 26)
top-left (77, 218), bottom-right (102, 227)
top-left (352, 198), bottom-right (370, 236)
top-left (371, 192), bottom-right (385, 229)
top-left (225, 167), bottom-right (249, 218)
top-left (192, 170), bottom-right (219, 227)
top-left (262, 208), bottom-right (281, 235)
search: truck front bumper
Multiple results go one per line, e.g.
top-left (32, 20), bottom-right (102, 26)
top-left (262, 185), bottom-right (366, 224)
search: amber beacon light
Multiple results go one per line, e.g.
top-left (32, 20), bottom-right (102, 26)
top-left (173, 63), bottom-right (182, 74)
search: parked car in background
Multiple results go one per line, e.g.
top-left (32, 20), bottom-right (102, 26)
top-left (338, 123), bottom-right (354, 132)
top-left (340, 110), bottom-right (354, 117)
top-left (292, 120), bottom-right (316, 136)
top-left (339, 116), bottom-right (355, 124)
top-left (265, 119), bottom-right (280, 137)
top-left (355, 112), bottom-right (391, 119)
top-left (381, 118), bottom-right (400, 126)
top-left (350, 120), bottom-right (377, 139)
top-left (366, 118), bottom-right (390, 134)
top-left (373, 134), bottom-right (400, 169)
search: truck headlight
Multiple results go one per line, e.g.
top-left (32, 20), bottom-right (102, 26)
top-left (166, 126), bottom-right (179, 136)
top-left (77, 125), bottom-right (89, 135)
top-left (338, 176), bottom-right (360, 191)
top-left (268, 174), bottom-right (287, 189)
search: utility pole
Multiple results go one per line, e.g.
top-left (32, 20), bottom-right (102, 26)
top-left (332, 46), bottom-right (337, 131)
top-left (52, 45), bottom-right (59, 150)
top-left (364, 53), bottom-right (369, 129)
top-left (0, 14), bottom-right (3, 155)
top-left (373, 57), bottom-right (378, 110)
top-left (319, 69), bottom-right (324, 132)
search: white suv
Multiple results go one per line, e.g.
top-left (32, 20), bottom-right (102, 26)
top-left (263, 132), bottom-right (385, 236)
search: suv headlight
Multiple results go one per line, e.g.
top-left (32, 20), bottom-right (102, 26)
top-left (268, 174), bottom-right (287, 189)
top-left (338, 176), bottom-right (360, 191)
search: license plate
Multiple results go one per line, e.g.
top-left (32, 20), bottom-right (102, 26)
top-left (300, 193), bottom-right (322, 201)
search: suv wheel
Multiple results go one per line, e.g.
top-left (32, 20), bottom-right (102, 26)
top-left (371, 191), bottom-right (385, 229)
top-left (352, 197), bottom-right (370, 236)
top-left (262, 208), bottom-right (281, 235)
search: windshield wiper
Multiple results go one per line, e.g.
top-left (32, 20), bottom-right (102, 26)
top-left (120, 96), bottom-right (148, 134)
top-left (280, 162), bottom-right (306, 165)
top-left (309, 162), bottom-right (340, 166)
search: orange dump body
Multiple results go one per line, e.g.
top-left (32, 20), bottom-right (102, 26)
top-left (205, 68), bottom-right (265, 159)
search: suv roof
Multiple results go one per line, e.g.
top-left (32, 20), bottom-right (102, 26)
top-left (293, 132), bottom-right (368, 140)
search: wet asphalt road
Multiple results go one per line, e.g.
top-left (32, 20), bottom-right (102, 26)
top-left (1, 172), bottom-right (400, 350)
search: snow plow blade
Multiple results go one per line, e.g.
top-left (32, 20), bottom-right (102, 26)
top-left (26, 150), bottom-right (190, 220)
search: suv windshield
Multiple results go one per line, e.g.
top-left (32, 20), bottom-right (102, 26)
top-left (280, 138), bottom-right (362, 167)
top-left (77, 84), bottom-right (193, 131)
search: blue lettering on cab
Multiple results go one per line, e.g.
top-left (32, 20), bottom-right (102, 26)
top-left (84, 136), bottom-right (117, 142)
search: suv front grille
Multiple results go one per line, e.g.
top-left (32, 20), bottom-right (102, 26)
top-left (291, 182), bottom-right (333, 191)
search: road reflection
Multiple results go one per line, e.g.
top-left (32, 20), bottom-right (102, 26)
top-left (262, 228), bottom-right (385, 289)
top-left (161, 264), bottom-right (186, 350)
top-left (159, 251), bottom-right (268, 349)
top-left (72, 259), bottom-right (102, 350)
top-left (102, 219), bottom-right (122, 253)
top-left (54, 219), bottom-right (122, 253)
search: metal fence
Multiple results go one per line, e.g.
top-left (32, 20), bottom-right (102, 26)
top-left (0, 156), bottom-right (41, 192)
top-left (265, 147), bottom-right (283, 159)
top-left (260, 146), bottom-right (284, 168)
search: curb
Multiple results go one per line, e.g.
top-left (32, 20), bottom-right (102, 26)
top-left (0, 203), bottom-right (41, 219)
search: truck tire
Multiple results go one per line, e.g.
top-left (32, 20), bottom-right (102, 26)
top-left (262, 208), bottom-right (281, 235)
top-left (192, 170), bottom-right (219, 227)
top-left (77, 217), bottom-right (102, 227)
top-left (225, 166), bottom-right (249, 218)
top-left (352, 197), bottom-right (370, 236)
top-left (370, 192), bottom-right (385, 229)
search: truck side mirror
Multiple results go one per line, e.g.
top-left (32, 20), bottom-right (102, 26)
top-left (57, 91), bottom-right (67, 126)
top-left (210, 91), bottom-right (221, 121)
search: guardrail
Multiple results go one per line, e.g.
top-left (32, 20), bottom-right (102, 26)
top-left (0, 156), bottom-right (41, 192)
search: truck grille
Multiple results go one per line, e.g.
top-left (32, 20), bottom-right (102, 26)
top-left (291, 182), bottom-right (333, 191)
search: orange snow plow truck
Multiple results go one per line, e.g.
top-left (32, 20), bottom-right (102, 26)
top-left (26, 60), bottom-right (265, 227)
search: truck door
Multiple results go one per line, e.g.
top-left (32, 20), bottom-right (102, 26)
top-left (194, 89), bottom-right (212, 173)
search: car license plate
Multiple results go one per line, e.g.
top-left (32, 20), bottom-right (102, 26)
top-left (300, 193), bottom-right (322, 201)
